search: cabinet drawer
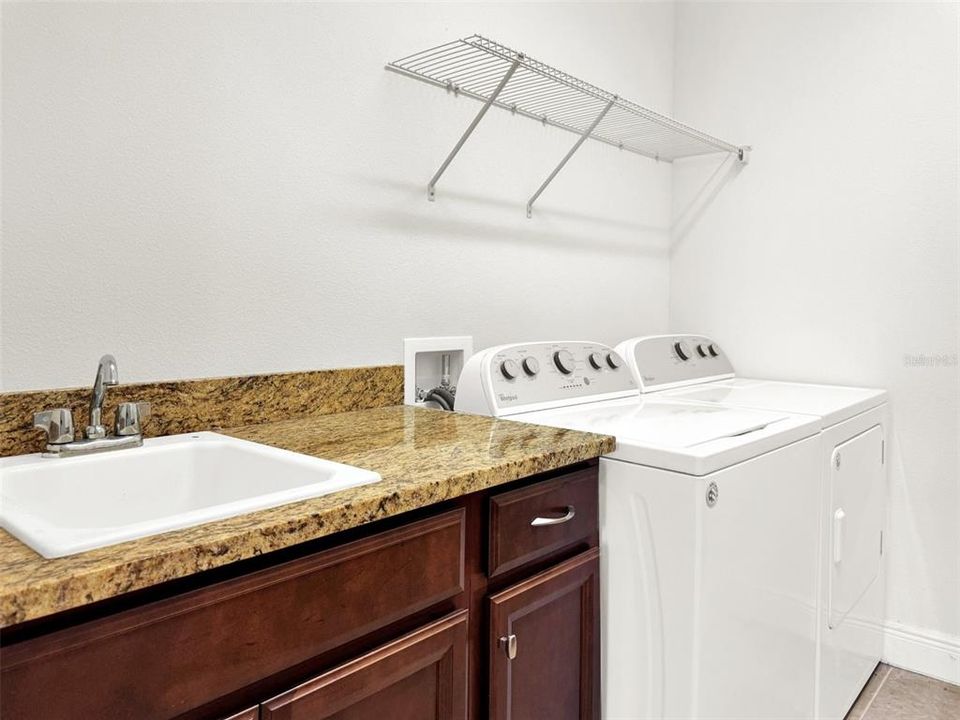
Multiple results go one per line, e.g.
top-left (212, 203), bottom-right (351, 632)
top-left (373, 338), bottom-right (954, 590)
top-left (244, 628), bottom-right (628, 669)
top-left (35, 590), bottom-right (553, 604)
top-left (488, 468), bottom-right (598, 578)
top-left (1, 509), bottom-right (465, 720)
top-left (262, 610), bottom-right (469, 720)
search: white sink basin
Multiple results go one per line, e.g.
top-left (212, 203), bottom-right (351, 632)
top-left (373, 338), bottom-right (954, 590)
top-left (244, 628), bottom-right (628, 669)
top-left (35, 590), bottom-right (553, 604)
top-left (0, 431), bottom-right (381, 558)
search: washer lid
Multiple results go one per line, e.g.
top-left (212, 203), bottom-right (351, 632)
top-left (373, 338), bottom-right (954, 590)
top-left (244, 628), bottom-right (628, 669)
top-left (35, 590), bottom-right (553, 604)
top-left (513, 397), bottom-right (820, 476)
top-left (661, 378), bottom-right (887, 428)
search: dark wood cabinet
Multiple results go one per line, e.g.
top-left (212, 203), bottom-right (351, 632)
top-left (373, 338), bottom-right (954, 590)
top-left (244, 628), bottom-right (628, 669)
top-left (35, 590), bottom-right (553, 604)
top-left (488, 548), bottom-right (601, 720)
top-left (261, 610), bottom-right (468, 720)
top-left (0, 461), bottom-right (600, 720)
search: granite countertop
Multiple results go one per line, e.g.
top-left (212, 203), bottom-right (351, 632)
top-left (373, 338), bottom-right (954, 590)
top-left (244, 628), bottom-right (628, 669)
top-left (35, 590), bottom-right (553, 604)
top-left (0, 405), bottom-right (614, 628)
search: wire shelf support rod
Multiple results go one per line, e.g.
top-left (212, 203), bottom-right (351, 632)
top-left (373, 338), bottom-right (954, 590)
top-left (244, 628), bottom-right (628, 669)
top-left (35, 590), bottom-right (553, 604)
top-left (526, 98), bottom-right (615, 219)
top-left (427, 56), bottom-right (522, 201)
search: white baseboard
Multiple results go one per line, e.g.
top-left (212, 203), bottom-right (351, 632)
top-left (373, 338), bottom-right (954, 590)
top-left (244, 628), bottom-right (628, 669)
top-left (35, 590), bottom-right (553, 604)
top-left (883, 621), bottom-right (960, 685)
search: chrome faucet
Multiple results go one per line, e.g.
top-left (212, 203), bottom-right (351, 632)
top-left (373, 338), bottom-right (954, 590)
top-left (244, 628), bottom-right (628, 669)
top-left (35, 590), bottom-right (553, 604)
top-left (87, 354), bottom-right (119, 439)
top-left (33, 354), bottom-right (150, 458)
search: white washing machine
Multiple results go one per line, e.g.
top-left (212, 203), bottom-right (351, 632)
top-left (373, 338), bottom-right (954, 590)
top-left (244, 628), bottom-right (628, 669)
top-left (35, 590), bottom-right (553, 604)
top-left (615, 334), bottom-right (888, 720)
top-left (457, 341), bottom-right (823, 720)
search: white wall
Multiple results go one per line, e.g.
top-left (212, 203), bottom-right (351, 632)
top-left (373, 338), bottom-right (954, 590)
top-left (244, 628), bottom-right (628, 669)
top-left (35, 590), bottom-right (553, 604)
top-left (0, 1), bottom-right (675, 390)
top-left (671, 1), bottom-right (960, 679)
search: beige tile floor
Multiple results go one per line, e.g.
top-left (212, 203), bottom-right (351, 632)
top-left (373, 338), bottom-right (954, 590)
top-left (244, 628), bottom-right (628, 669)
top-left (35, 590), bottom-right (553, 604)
top-left (846, 663), bottom-right (960, 720)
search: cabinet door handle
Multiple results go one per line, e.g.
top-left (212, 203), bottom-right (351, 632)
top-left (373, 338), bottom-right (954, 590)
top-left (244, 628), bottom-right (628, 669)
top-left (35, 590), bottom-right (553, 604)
top-left (531, 505), bottom-right (576, 527)
top-left (499, 633), bottom-right (518, 660)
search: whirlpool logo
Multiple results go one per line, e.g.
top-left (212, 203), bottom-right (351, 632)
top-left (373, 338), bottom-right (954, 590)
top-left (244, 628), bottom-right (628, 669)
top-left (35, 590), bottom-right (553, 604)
top-left (498, 393), bottom-right (518, 402)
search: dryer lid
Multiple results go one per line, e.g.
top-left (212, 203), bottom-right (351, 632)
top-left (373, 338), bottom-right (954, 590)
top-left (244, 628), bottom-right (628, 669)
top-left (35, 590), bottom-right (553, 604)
top-left (663, 378), bottom-right (887, 428)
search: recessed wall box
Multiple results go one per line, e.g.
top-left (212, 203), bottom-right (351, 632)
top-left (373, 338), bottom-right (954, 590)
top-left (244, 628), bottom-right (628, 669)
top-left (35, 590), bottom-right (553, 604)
top-left (404, 337), bottom-right (474, 409)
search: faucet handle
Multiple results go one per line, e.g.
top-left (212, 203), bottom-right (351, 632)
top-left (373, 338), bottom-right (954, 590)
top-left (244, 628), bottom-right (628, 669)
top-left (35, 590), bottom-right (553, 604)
top-left (115, 402), bottom-right (151, 436)
top-left (34, 409), bottom-right (75, 444)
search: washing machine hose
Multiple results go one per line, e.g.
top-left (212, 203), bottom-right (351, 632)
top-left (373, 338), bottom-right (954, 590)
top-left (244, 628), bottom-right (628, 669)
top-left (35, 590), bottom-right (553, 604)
top-left (422, 386), bottom-right (456, 411)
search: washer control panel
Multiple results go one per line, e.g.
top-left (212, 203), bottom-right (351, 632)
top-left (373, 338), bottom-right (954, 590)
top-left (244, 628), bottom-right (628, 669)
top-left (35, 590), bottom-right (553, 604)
top-left (455, 341), bottom-right (637, 416)
top-left (614, 335), bottom-right (734, 393)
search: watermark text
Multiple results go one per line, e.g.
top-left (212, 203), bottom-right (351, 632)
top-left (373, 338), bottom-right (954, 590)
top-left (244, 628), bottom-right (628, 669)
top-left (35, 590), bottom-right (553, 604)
top-left (903, 353), bottom-right (959, 368)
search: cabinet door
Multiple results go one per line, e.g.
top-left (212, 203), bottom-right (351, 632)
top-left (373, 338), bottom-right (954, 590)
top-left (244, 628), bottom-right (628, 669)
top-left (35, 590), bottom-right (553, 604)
top-left (488, 548), bottom-right (600, 720)
top-left (261, 610), bottom-right (468, 720)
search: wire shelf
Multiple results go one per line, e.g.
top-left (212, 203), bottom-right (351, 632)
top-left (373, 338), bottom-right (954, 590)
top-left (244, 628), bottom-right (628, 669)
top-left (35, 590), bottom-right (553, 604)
top-left (386, 34), bottom-right (749, 216)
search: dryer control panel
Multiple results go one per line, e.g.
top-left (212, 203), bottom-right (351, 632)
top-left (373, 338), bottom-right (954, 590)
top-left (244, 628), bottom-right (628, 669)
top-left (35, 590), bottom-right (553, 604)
top-left (615, 335), bottom-right (735, 393)
top-left (455, 341), bottom-right (637, 417)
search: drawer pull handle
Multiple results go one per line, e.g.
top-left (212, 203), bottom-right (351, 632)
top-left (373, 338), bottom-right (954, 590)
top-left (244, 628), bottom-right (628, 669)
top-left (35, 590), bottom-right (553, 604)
top-left (531, 505), bottom-right (576, 527)
top-left (499, 633), bottom-right (518, 660)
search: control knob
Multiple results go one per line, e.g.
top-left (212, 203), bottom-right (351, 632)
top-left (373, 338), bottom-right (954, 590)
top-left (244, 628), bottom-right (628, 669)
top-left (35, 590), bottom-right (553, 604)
top-left (500, 359), bottom-right (519, 380)
top-left (553, 349), bottom-right (576, 375)
top-left (522, 357), bottom-right (540, 376)
top-left (588, 352), bottom-right (604, 370)
top-left (674, 341), bottom-right (692, 361)
top-left (606, 352), bottom-right (622, 369)
top-left (708, 344), bottom-right (719, 357)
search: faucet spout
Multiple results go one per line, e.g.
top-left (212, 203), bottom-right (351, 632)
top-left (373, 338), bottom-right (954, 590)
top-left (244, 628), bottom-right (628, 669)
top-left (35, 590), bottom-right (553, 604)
top-left (88, 354), bottom-right (119, 439)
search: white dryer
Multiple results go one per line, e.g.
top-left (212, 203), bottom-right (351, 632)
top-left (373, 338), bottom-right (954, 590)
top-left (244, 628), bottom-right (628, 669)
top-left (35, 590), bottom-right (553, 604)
top-left (457, 341), bottom-right (823, 720)
top-left (615, 334), bottom-right (888, 720)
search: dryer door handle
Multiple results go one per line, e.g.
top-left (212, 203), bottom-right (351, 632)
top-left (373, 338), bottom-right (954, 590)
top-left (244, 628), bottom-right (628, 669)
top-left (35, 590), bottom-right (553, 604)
top-left (833, 508), bottom-right (846, 565)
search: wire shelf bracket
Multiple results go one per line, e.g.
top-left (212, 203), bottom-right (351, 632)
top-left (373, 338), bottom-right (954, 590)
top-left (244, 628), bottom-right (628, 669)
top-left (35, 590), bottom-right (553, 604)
top-left (386, 35), bottom-right (751, 218)
top-left (427, 56), bottom-right (521, 202)
top-left (526, 97), bottom-right (614, 218)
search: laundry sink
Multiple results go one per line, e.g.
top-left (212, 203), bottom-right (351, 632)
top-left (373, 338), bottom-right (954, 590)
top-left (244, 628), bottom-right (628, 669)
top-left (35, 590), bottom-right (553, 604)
top-left (0, 432), bottom-right (381, 558)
